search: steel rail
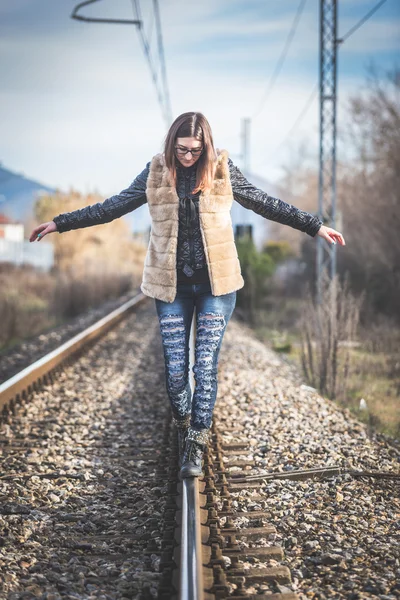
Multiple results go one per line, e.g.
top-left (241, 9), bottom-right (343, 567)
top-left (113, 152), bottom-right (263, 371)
top-left (180, 477), bottom-right (204, 600)
top-left (0, 292), bottom-right (148, 412)
top-left (1, 290), bottom-right (207, 596)
top-left (179, 307), bottom-right (205, 600)
top-left (229, 465), bottom-right (400, 483)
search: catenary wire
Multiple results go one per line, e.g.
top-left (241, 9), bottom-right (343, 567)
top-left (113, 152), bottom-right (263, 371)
top-left (152, 0), bottom-right (173, 125)
top-left (339, 0), bottom-right (388, 44)
top-left (252, 0), bottom-right (308, 120)
top-left (255, 0), bottom-right (389, 168)
top-left (71, 0), bottom-right (140, 24)
top-left (70, 1), bottom-right (171, 126)
top-left (131, 0), bottom-right (172, 127)
top-left (254, 81), bottom-right (319, 168)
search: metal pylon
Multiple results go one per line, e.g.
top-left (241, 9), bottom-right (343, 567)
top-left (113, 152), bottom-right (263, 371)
top-left (317, 0), bottom-right (338, 303)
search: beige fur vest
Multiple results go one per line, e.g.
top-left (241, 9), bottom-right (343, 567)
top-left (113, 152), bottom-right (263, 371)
top-left (140, 149), bottom-right (245, 303)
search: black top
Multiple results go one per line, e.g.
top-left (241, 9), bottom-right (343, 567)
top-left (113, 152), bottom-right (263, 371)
top-left (175, 162), bottom-right (211, 285)
top-left (52, 156), bottom-right (323, 291)
top-left (177, 265), bottom-right (211, 285)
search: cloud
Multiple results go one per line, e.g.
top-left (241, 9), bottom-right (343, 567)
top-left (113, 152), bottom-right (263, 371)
top-left (0, 0), bottom-right (398, 195)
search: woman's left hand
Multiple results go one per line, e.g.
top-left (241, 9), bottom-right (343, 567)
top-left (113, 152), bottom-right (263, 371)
top-left (317, 225), bottom-right (345, 246)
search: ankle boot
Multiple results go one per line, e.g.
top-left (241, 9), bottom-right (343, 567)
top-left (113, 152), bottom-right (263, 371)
top-left (173, 414), bottom-right (190, 467)
top-left (177, 428), bottom-right (189, 467)
top-left (179, 426), bottom-right (210, 479)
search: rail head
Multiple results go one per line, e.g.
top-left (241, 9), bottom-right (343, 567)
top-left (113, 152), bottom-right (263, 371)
top-left (180, 477), bottom-right (204, 600)
top-left (0, 292), bottom-right (148, 412)
top-left (179, 307), bottom-right (206, 599)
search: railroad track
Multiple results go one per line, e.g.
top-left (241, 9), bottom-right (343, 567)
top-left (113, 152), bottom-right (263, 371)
top-left (157, 419), bottom-right (300, 600)
top-left (0, 292), bottom-right (148, 414)
top-left (1, 293), bottom-right (398, 599)
top-left (159, 416), bottom-right (399, 599)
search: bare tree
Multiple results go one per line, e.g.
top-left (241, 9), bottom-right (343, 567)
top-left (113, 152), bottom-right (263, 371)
top-left (300, 273), bottom-right (364, 402)
top-left (338, 65), bottom-right (400, 319)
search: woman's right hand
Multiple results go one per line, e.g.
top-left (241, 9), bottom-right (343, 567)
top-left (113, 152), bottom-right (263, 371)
top-left (29, 221), bottom-right (58, 242)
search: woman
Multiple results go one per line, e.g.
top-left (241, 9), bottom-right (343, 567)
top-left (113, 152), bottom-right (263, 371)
top-left (29, 111), bottom-right (345, 479)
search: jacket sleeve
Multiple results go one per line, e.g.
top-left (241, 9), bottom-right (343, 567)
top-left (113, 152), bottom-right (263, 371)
top-left (52, 162), bottom-right (150, 233)
top-left (228, 158), bottom-right (322, 237)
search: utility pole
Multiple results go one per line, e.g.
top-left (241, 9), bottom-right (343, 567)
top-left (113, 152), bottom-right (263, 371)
top-left (234, 118), bottom-right (253, 241)
top-left (317, 0), bottom-right (338, 304)
top-left (240, 118), bottom-right (251, 227)
top-left (241, 118), bottom-right (251, 173)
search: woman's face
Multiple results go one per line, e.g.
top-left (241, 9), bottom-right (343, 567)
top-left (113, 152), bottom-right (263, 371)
top-left (175, 136), bottom-right (203, 168)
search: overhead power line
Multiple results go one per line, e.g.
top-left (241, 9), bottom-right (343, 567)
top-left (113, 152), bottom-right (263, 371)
top-left (252, 0), bottom-right (308, 120)
top-left (256, 0), bottom-right (389, 167)
top-left (145, 4), bottom-right (155, 47)
top-left (71, 0), bottom-right (140, 25)
top-left (259, 81), bottom-right (319, 166)
top-left (152, 0), bottom-right (172, 126)
top-left (338, 0), bottom-right (388, 44)
top-left (131, 0), bottom-right (172, 127)
top-left (71, 0), bottom-right (173, 128)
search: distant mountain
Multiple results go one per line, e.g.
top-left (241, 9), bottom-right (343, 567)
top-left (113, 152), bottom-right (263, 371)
top-left (0, 164), bottom-right (55, 225)
top-left (0, 163), bottom-right (150, 235)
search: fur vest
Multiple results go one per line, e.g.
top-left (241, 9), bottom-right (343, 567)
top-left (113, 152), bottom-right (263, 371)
top-left (140, 149), bottom-right (245, 303)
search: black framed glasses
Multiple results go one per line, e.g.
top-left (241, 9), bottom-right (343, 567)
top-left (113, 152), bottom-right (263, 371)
top-left (175, 145), bottom-right (204, 157)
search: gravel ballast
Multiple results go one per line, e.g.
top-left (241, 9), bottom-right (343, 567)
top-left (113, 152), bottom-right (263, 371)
top-left (1, 300), bottom-right (170, 600)
top-left (214, 319), bottom-right (400, 600)
top-left (0, 299), bottom-right (398, 599)
top-left (0, 290), bottom-right (142, 386)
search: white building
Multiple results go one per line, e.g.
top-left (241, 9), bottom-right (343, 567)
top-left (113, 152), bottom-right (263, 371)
top-left (0, 213), bottom-right (54, 271)
top-left (0, 214), bottom-right (24, 241)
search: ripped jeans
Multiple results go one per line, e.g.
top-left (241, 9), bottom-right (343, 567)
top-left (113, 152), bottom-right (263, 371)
top-left (155, 281), bottom-right (236, 431)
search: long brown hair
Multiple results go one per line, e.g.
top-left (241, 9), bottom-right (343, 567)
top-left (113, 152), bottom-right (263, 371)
top-left (164, 112), bottom-right (217, 194)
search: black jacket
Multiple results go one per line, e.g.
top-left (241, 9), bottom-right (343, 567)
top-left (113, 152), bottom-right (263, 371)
top-left (53, 158), bottom-right (322, 281)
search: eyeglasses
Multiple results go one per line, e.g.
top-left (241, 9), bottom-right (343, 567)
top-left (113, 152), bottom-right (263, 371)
top-left (175, 145), bottom-right (204, 157)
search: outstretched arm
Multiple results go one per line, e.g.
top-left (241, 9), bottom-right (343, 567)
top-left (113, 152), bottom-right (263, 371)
top-left (229, 158), bottom-right (331, 239)
top-left (52, 162), bottom-right (150, 234)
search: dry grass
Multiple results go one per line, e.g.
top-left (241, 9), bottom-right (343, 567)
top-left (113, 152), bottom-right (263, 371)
top-left (1, 188), bottom-right (149, 351)
top-left (253, 329), bottom-right (400, 441)
top-left (0, 263), bottom-right (143, 352)
top-left (288, 342), bottom-right (400, 440)
top-left (299, 273), bottom-right (365, 402)
top-left (251, 282), bottom-right (399, 441)
top-left (0, 264), bottom-right (55, 350)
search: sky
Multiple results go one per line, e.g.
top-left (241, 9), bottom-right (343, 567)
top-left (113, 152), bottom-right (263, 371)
top-left (0, 0), bottom-right (399, 198)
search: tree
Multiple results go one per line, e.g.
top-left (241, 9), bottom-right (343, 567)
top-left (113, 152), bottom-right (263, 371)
top-left (338, 66), bottom-right (400, 319)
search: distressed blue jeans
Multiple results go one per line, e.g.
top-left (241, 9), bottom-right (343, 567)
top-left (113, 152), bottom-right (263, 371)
top-left (155, 281), bottom-right (236, 431)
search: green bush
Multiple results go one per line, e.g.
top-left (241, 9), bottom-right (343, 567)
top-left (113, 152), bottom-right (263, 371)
top-left (262, 240), bottom-right (294, 264)
top-left (236, 237), bottom-right (276, 322)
